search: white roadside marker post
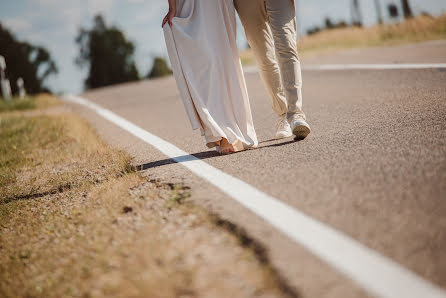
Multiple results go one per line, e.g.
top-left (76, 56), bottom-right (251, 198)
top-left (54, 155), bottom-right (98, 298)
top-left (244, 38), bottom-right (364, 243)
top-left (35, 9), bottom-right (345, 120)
top-left (0, 55), bottom-right (12, 101)
top-left (17, 77), bottom-right (26, 99)
top-left (3, 79), bottom-right (12, 101)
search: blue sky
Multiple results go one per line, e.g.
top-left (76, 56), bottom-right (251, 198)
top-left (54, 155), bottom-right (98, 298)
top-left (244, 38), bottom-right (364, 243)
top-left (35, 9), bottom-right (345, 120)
top-left (1, 0), bottom-right (445, 94)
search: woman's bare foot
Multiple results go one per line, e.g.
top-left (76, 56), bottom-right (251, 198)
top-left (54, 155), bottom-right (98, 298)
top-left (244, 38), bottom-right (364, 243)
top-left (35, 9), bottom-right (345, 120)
top-left (217, 138), bottom-right (234, 155)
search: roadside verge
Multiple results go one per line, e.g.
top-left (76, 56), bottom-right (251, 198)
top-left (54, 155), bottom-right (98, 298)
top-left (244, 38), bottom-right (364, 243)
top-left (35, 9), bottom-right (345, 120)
top-left (0, 95), bottom-right (297, 298)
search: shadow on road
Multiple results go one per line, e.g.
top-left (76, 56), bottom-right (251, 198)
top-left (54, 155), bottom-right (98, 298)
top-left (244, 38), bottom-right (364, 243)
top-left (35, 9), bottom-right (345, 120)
top-left (135, 151), bottom-right (218, 171)
top-left (135, 137), bottom-right (302, 172)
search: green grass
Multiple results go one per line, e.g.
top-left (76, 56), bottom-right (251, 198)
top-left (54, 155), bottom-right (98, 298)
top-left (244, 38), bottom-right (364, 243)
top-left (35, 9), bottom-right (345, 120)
top-left (0, 94), bottom-right (60, 113)
top-left (0, 97), bottom-right (37, 112)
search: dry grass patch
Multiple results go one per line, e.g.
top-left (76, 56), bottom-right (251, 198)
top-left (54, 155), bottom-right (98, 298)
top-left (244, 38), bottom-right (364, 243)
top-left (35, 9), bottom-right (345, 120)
top-left (33, 93), bottom-right (61, 109)
top-left (0, 113), bottom-right (132, 207)
top-left (299, 14), bottom-right (446, 54)
top-left (0, 100), bottom-right (298, 298)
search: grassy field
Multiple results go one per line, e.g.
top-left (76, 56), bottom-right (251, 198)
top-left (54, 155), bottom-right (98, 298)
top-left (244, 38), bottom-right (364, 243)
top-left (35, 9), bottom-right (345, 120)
top-left (240, 14), bottom-right (446, 64)
top-left (0, 96), bottom-right (296, 298)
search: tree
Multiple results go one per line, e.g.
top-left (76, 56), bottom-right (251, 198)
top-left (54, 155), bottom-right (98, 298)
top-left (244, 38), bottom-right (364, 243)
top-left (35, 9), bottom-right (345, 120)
top-left (401, 0), bottom-right (413, 19)
top-left (75, 15), bottom-right (139, 90)
top-left (324, 18), bottom-right (335, 29)
top-left (388, 4), bottom-right (399, 19)
top-left (147, 57), bottom-right (172, 79)
top-left (0, 23), bottom-right (57, 95)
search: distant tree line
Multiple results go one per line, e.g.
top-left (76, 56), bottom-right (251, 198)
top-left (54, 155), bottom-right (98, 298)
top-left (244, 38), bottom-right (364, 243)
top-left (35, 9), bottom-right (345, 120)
top-left (1, 15), bottom-right (172, 97)
top-left (0, 23), bottom-right (57, 95)
top-left (306, 0), bottom-right (415, 36)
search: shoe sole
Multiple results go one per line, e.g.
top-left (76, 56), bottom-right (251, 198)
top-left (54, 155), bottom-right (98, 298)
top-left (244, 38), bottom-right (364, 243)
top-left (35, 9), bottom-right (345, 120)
top-left (274, 131), bottom-right (293, 140)
top-left (292, 124), bottom-right (311, 140)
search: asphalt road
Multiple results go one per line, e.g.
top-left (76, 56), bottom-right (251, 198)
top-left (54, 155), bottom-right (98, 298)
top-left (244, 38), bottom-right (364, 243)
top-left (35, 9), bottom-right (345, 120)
top-left (67, 41), bottom-right (446, 298)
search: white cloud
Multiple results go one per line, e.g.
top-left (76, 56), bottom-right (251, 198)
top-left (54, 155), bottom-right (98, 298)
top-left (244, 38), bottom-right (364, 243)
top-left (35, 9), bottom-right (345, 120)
top-left (2, 18), bottom-right (32, 33)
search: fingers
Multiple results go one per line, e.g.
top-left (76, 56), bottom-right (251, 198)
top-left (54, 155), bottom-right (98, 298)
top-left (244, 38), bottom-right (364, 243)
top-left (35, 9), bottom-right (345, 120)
top-left (167, 12), bottom-right (174, 27)
top-left (162, 14), bottom-right (173, 28)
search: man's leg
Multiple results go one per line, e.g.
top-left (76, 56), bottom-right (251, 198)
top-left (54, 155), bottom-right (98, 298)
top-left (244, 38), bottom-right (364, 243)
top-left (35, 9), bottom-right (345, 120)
top-left (234, 0), bottom-right (287, 117)
top-left (265, 0), bottom-right (310, 138)
top-left (264, 0), bottom-right (305, 119)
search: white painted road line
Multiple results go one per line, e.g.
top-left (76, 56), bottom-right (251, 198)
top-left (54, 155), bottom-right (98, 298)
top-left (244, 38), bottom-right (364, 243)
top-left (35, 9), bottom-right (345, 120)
top-left (304, 63), bottom-right (446, 70)
top-left (243, 63), bottom-right (446, 73)
top-left (64, 94), bottom-right (446, 298)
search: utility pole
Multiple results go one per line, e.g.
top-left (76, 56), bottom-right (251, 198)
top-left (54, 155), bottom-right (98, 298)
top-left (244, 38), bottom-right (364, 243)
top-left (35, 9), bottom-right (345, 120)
top-left (351, 0), bottom-right (363, 27)
top-left (401, 0), bottom-right (414, 18)
top-left (374, 0), bottom-right (383, 24)
top-left (0, 55), bottom-right (12, 101)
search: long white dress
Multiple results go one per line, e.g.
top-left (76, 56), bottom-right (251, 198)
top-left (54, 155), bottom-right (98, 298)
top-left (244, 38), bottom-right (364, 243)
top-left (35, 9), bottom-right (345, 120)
top-left (163, 0), bottom-right (258, 150)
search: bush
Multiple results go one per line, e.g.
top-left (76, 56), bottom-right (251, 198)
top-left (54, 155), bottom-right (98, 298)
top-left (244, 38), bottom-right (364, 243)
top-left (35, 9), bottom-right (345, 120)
top-left (148, 57), bottom-right (172, 79)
